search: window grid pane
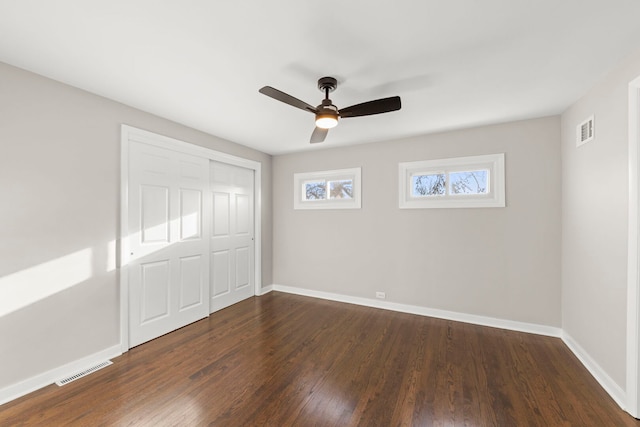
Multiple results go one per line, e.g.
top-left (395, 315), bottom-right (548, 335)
top-left (304, 181), bottom-right (326, 200)
top-left (449, 170), bottom-right (489, 195)
top-left (328, 179), bottom-right (354, 199)
top-left (411, 173), bottom-right (446, 197)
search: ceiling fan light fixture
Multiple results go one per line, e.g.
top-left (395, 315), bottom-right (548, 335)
top-left (259, 76), bottom-right (401, 144)
top-left (315, 113), bottom-right (338, 129)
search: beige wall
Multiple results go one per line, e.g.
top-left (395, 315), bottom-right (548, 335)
top-left (273, 116), bottom-right (562, 326)
top-left (561, 48), bottom-right (640, 389)
top-left (0, 62), bottom-right (272, 390)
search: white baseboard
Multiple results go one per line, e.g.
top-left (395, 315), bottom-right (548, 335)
top-left (270, 284), bottom-right (561, 337)
top-left (0, 344), bottom-right (122, 406)
top-left (257, 284), bottom-right (274, 296)
top-left (561, 331), bottom-right (626, 410)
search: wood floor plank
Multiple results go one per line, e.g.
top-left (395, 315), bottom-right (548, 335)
top-left (1, 292), bottom-right (639, 426)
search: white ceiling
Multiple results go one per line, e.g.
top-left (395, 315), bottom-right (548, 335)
top-left (1, 1), bottom-right (640, 155)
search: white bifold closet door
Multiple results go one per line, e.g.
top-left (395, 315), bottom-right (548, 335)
top-left (128, 142), bottom-right (210, 347)
top-left (210, 161), bottom-right (255, 313)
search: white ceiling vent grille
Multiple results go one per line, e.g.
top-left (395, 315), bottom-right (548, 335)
top-left (55, 360), bottom-right (113, 386)
top-left (576, 115), bottom-right (595, 147)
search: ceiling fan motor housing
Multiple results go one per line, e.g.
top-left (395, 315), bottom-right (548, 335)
top-left (318, 99), bottom-right (338, 112)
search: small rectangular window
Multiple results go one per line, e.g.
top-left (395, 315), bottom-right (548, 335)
top-left (294, 168), bottom-right (361, 209)
top-left (399, 154), bottom-right (504, 209)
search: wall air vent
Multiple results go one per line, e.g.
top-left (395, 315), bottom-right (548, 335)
top-left (55, 360), bottom-right (113, 386)
top-left (576, 115), bottom-right (595, 147)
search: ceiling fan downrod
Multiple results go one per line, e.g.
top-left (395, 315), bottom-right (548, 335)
top-left (317, 76), bottom-right (338, 99)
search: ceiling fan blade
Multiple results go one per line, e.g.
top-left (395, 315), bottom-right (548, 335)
top-left (310, 127), bottom-right (328, 144)
top-left (259, 86), bottom-right (317, 114)
top-left (339, 96), bottom-right (401, 118)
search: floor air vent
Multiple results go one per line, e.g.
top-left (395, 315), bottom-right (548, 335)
top-left (55, 360), bottom-right (113, 386)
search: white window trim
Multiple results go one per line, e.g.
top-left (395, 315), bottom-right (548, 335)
top-left (399, 153), bottom-right (505, 209)
top-left (294, 167), bottom-right (361, 210)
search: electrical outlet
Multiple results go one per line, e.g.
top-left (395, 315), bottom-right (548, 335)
top-left (376, 291), bottom-right (386, 299)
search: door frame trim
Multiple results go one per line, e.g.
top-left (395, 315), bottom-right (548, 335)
top-left (627, 76), bottom-right (640, 418)
top-left (119, 125), bottom-right (262, 352)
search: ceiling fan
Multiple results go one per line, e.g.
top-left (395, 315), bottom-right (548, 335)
top-left (259, 77), bottom-right (401, 144)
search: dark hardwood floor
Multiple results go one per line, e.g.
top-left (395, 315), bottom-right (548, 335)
top-left (1, 292), bottom-right (638, 426)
